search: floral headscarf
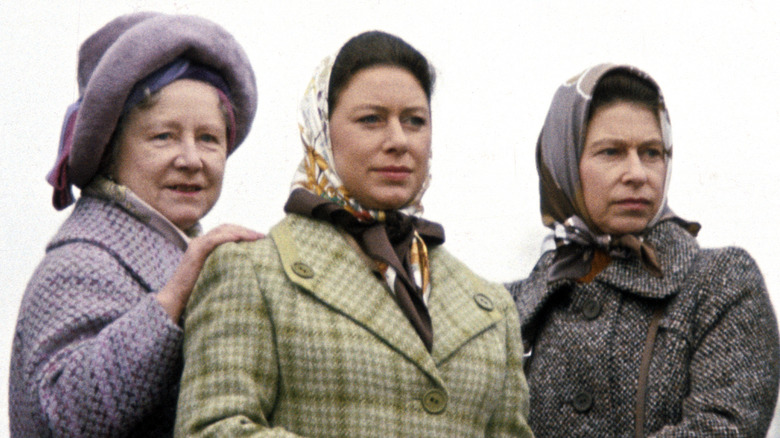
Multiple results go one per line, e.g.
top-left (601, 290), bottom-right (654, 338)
top-left (537, 64), bottom-right (698, 281)
top-left (285, 55), bottom-right (442, 351)
top-left (290, 55), bottom-right (430, 221)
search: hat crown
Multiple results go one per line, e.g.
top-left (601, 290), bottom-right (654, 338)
top-left (76, 12), bottom-right (161, 95)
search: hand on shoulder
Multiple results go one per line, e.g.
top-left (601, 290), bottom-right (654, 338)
top-left (157, 224), bottom-right (264, 323)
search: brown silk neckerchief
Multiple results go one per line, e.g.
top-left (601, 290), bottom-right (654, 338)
top-left (577, 250), bottom-right (611, 283)
top-left (284, 189), bottom-right (445, 352)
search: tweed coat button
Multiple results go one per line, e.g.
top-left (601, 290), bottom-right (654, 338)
top-left (582, 299), bottom-right (601, 320)
top-left (572, 391), bottom-right (593, 413)
top-left (421, 388), bottom-right (447, 414)
top-left (291, 261), bottom-right (314, 278)
top-left (473, 293), bottom-right (494, 311)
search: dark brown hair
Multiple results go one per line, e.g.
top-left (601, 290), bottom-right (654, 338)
top-left (327, 31), bottom-right (435, 115)
top-left (587, 68), bottom-right (662, 124)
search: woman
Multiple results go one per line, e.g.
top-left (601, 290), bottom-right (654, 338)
top-left (175, 31), bottom-right (533, 437)
top-left (508, 64), bottom-right (780, 437)
top-left (10, 12), bottom-right (261, 437)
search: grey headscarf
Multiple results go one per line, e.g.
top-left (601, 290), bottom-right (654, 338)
top-left (537, 64), bottom-right (698, 281)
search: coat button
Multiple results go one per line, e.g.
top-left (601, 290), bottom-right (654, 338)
top-left (474, 294), bottom-right (494, 311)
top-left (291, 261), bottom-right (314, 278)
top-left (582, 299), bottom-right (601, 320)
top-left (421, 389), bottom-right (447, 414)
top-left (572, 391), bottom-right (593, 413)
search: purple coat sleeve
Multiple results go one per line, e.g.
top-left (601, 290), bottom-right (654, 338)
top-left (11, 242), bottom-right (183, 437)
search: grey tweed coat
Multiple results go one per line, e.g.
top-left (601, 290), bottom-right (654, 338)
top-left (10, 195), bottom-right (184, 437)
top-left (508, 220), bottom-right (780, 437)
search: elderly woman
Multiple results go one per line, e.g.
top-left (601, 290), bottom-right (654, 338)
top-left (175, 31), bottom-right (533, 437)
top-left (508, 64), bottom-right (780, 437)
top-left (9, 12), bottom-right (260, 437)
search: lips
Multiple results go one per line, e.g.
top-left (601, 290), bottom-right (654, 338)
top-left (614, 198), bottom-right (651, 210)
top-left (167, 184), bottom-right (203, 193)
top-left (375, 166), bottom-right (412, 181)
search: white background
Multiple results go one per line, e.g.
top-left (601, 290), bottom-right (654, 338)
top-left (2, 0), bottom-right (779, 434)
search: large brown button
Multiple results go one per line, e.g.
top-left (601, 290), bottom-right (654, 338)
top-left (572, 391), bottom-right (593, 413)
top-left (421, 389), bottom-right (447, 414)
top-left (474, 293), bottom-right (494, 311)
top-left (582, 299), bottom-right (601, 320)
top-left (291, 261), bottom-right (314, 278)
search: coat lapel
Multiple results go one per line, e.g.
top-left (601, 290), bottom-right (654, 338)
top-left (271, 215), bottom-right (443, 383)
top-left (426, 249), bottom-right (507, 364)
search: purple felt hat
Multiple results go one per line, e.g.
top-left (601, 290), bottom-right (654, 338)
top-left (47, 12), bottom-right (258, 210)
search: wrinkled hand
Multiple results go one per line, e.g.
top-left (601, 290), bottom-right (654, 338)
top-left (156, 224), bottom-right (265, 323)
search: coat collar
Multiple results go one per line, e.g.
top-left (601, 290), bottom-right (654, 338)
top-left (49, 195), bottom-right (184, 292)
top-left (271, 214), bottom-right (506, 385)
top-left (517, 220), bottom-right (699, 331)
top-left (594, 220), bottom-right (700, 299)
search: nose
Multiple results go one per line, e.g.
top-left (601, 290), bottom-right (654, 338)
top-left (173, 137), bottom-right (203, 171)
top-left (621, 150), bottom-right (648, 185)
top-left (383, 118), bottom-right (409, 153)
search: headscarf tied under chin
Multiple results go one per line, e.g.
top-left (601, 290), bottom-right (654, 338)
top-left (537, 63), bottom-right (698, 282)
top-left (286, 55), bottom-right (442, 352)
top-left (290, 55), bottom-right (431, 222)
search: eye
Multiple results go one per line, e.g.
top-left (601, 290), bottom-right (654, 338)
top-left (152, 132), bottom-right (172, 141)
top-left (640, 146), bottom-right (665, 162)
top-left (198, 133), bottom-right (219, 143)
top-left (358, 114), bottom-right (381, 124)
top-left (599, 147), bottom-right (620, 157)
top-left (404, 116), bottom-right (427, 128)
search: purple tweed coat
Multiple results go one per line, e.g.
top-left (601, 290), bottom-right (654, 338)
top-left (508, 220), bottom-right (780, 437)
top-left (10, 195), bottom-right (185, 437)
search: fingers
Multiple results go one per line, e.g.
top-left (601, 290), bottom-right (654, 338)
top-left (157, 224), bottom-right (265, 323)
top-left (188, 224), bottom-right (264, 260)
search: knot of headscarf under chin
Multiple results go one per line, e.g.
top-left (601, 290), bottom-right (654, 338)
top-left (548, 216), bottom-right (663, 282)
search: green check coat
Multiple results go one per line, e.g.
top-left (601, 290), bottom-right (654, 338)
top-left (175, 214), bottom-right (533, 437)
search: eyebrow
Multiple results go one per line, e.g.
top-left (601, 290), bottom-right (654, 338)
top-left (350, 104), bottom-right (429, 113)
top-left (587, 137), bottom-right (664, 148)
top-left (140, 120), bottom-right (225, 131)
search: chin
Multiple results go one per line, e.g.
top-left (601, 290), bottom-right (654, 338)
top-left (605, 222), bottom-right (650, 235)
top-left (360, 196), bottom-right (411, 211)
top-left (167, 213), bottom-right (202, 231)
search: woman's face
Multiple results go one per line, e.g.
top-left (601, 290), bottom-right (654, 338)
top-left (329, 65), bottom-right (431, 211)
top-left (112, 79), bottom-right (227, 230)
top-left (580, 101), bottom-right (666, 235)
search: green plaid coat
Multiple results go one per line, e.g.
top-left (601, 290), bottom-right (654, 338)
top-left (175, 214), bottom-right (533, 437)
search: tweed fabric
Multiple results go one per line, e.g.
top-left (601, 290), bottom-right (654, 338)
top-left (175, 214), bottom-right (533, 437)
top-left (508, 220), bottom-right (780, 437)
top-left (10, 195), bottom-right (185, 437)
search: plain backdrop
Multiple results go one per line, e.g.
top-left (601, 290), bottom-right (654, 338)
top-left (2, 0), bottom-right (780, 434)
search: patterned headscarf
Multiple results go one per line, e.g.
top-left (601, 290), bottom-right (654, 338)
top-left (537, 64), bottom-right (698, 281)
top-left (286, 55), bottom-right (442, 351)
top-left (290, 55), bottom-right (430, 221)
